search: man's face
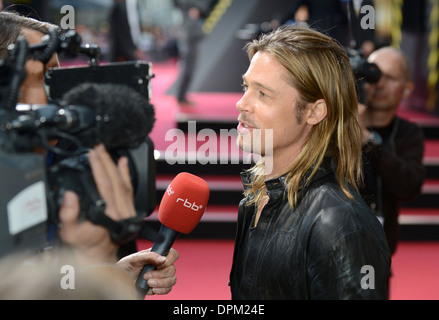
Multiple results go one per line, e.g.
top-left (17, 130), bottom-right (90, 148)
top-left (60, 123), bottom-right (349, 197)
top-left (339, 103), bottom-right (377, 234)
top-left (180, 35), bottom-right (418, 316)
top-left (364, 49), bottom-right (410, 113)
top-left (236, 51), bottom-right (311, 165)
top-left (18, 28), bottom-right (60, 105)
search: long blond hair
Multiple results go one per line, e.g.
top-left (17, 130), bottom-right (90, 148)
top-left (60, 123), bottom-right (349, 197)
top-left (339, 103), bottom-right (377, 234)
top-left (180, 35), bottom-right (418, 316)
top-left (243, 25), bottom-right (363, 209)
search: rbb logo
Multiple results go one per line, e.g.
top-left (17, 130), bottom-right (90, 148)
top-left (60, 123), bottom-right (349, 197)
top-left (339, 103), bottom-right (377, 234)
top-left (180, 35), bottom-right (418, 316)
top-left (176, 198), bottom-right (203, 212)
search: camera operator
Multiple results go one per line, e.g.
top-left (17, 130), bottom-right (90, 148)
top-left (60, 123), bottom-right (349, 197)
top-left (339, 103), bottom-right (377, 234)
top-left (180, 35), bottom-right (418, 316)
top-left (359, 46), bottom-right (425, 258)
top-left (0, 11), bottom-right (179, 297)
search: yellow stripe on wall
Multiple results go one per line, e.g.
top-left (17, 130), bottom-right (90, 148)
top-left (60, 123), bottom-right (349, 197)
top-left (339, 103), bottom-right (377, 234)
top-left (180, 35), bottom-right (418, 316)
top-left (390, 0), bottom-right (403, 48)
top-left (202, 0), bottom-right (234, 34)
top-left (427, 0), bottom-right (439, 111)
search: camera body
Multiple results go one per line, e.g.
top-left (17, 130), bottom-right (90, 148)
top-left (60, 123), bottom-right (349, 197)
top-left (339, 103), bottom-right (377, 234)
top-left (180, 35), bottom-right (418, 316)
top-left (0, 149), bottom-right (49, 258)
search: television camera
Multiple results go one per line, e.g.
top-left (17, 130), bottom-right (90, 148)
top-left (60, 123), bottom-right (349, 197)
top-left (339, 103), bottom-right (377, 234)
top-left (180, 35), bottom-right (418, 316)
top-left (0, 27), bottom-right (157, 258)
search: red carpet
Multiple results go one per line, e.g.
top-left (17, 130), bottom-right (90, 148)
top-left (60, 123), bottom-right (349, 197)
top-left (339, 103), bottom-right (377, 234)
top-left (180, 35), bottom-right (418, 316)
top-left (138, 239), bottom-right (439, 300)
top-left (137, 238), bottom-right (233, 300)
top-left (390, 242), bottom-right (439, 300)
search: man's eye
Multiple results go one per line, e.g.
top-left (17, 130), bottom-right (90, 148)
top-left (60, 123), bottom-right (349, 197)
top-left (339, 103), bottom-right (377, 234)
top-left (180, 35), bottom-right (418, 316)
top-left (241, 84), bottom-right (248, 92)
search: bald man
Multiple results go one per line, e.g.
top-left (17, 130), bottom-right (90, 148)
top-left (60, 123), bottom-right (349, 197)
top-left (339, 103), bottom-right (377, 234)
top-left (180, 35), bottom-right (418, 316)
top-left (359, 47), bottom-right (425, 257)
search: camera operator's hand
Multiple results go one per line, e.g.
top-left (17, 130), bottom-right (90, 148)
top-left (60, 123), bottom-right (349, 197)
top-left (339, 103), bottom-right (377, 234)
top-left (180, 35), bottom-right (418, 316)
top-left (58, 144), bottom-right (136, 266)
top-left (117, 248), bottom-right (179, 296)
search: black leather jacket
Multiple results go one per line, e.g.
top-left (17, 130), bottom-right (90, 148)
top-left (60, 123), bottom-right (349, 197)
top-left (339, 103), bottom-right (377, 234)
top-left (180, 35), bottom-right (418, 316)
top-left (230, 160), bottom-right (391, 300)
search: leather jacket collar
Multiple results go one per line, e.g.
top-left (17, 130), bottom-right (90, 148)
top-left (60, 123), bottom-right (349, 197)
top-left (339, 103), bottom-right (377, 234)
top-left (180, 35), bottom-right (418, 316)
top-left (240, 158), bottom-right (334, 203)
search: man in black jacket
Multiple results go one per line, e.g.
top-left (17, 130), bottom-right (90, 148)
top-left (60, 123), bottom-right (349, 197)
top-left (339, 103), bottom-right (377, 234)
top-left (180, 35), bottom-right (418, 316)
top-left (359, 47), bottom-right (425, 255)
top-left (230, 25), bottom-right (391, 299)
top-left (172, 0), bottom-right (207, 105)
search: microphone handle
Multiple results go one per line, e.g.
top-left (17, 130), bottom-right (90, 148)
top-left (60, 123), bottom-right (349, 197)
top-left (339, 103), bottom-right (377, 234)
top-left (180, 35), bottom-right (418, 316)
top-left (135, 225), bottom-right (179, 294)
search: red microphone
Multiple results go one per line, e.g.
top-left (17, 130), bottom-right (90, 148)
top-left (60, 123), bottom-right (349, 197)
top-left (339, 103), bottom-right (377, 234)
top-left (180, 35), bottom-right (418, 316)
top-left (135, 172), bottom-right (210, 294)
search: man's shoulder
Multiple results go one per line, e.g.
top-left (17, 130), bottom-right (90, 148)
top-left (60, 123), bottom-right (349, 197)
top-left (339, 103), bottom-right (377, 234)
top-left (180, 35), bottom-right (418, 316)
top-left (302, 182), bottom-right (378, 230)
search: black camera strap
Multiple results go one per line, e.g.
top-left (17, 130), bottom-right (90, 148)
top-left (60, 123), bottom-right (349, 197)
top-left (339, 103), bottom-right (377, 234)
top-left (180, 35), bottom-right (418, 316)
top-left (79, 169), bottom-right (144, 245)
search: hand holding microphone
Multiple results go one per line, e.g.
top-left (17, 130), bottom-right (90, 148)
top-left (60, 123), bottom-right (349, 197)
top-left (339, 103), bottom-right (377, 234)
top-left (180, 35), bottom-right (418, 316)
top-left (135, 172), bottom-right (210, 296)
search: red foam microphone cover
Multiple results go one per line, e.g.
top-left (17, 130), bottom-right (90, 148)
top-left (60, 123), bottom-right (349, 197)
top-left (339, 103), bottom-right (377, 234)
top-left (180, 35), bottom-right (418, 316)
top-left (158, 172), bottom-right (210, 234)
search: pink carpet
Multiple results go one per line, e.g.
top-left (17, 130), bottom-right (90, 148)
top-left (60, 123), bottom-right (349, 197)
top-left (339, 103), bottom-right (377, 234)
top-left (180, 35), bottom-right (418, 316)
top-left (137, 239), bottom-right (439, 300)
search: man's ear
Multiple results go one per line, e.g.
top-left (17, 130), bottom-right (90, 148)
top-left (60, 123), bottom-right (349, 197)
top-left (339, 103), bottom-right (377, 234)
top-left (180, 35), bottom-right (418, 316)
top-left (306, 99), bottom-right (327, 125)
